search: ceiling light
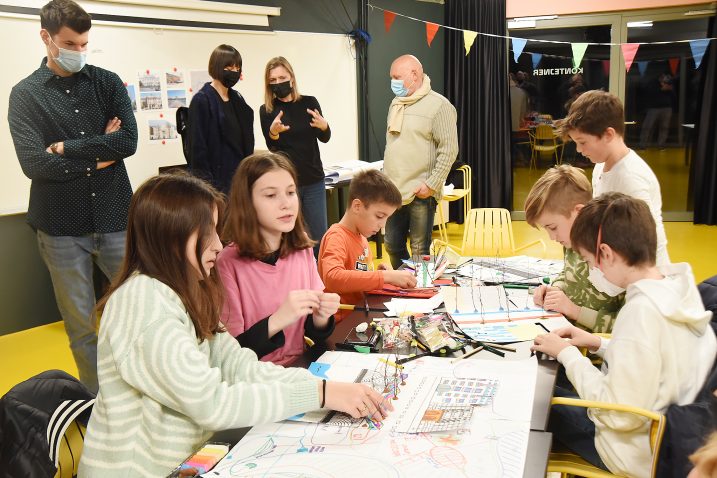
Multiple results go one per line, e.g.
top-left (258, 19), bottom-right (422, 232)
top-left (508, 20), bottom-right (536, 29)
top-left (627, 21), bottom-right (653, 28)
top-left (684, 9), bottom-right (716, 16)
top-left (512, 15), bottom-right (558, 22)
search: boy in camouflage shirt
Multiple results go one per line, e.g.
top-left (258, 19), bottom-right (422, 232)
top-left (525, 165), bottom-right (623, 332)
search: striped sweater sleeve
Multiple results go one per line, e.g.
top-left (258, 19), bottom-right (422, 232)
top-left (112, 278), bottom-right (320, 432)
top-left (425, 100), bottom-right (459, 194)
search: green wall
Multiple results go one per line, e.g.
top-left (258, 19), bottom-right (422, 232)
top-left (1, 0), bottom-right (444, 335)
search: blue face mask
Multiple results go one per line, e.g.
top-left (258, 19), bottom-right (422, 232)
top-left (50, 37), bottom-right (87, 73)
top-left (391, 78), bottom-right (409, 97)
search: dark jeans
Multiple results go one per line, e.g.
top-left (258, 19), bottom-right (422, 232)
top-left (548, 384), bottom-right (609, 470)
top-left (384, 196), bottom-right (437, 269)
top-left (298, 180), bottom-right (328, 257)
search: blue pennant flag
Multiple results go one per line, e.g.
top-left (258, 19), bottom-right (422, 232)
top-left (512, 38), bottom-right (527, 63)
top-left (689, 39), bottom-right (710, 68)
top-left (637, 60), bottom-right (649, 76)
top-left (531, 52), bottom-right (542, 69)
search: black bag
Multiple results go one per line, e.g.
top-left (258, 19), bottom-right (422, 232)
top-left (176, 106), bottom-right (191, 164)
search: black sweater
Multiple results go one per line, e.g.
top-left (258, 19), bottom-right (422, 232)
top-left (259, 95), bottom-right (331, 186)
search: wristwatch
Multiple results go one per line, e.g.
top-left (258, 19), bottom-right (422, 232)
top-left (49, 142), bottom-right (61, 155)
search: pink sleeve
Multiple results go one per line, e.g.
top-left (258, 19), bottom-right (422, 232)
top-left (305, 248), bottom-right (325, 291)
top-left (216, 251), bottom-right (247, 337)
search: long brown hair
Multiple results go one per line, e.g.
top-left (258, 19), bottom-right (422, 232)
top-left (223, 152), bottom-right (314, 259)
top-left (97, 172), bottom-right (226, 341)
top-left (263, 56), bottom-right (301, 113)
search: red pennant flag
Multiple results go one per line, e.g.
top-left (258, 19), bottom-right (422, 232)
top-left (621, 43), bottom-right (640, 72)
top-left (426, 22), bottom-right (439, 47)
top-left (602, 60), bottom-right (610, 77)
top-left (384, 10), bottom-right (396, 33)
top-left (668, 58), bottom-right (679, 76)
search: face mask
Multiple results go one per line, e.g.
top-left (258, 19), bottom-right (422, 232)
top-left (221, 69), bottom-right (241, 88)
top-left (391, 78), bottom-right (408, 97)
top-left (588, 267), bottom-right (625, 297)
top-left (49, 37), bottom-right (86, 73)
top-left (270, 81), bottom-right (292, 99)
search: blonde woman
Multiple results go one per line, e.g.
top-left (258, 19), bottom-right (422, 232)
top-left (259, 57), bottom-right (330, 254)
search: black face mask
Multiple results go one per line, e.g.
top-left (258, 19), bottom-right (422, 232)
top-left (270, 81), bottom-right (292, 99)
top-left (221, 69), bottom-right (241, 89)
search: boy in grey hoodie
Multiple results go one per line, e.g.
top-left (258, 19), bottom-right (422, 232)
top-left (532, 192), bottom-right (717, 478)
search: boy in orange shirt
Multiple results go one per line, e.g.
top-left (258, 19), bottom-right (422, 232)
top-left (318, 170), bottom-right (417, 315)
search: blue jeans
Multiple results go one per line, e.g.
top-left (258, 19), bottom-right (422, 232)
top-left (298, 180), bottom-right (328, 257)
top-left (385, 196), bottom-right (437, 269)
top-left (548, 386), bottom-right (609, 470)
top-left (36, 230), bottom-right (126, 393)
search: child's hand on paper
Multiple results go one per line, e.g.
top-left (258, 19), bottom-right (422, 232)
top-left (533, 285), bottom-right (548, 306)
top-left (383, 270), bottom-right (418, 289)
top-left (543, 288), bottom-right (581, 319)
top-left (551, 325), bottom-right (602, 351)
top-left (531, 331), bottom-right (573, 358)
top-left (322, 381), bottom-right (394, 420)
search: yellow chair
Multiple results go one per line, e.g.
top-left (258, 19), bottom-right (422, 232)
top-left (547, 396), bottom-right (667, 478)
top-left (438, 208), bottom-right (545, 257)
top-left (529, 123), bottom-right (564, 169)
top-left (436, 165), bottom-right (472, 243)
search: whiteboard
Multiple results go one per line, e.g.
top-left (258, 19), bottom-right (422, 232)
top-left (0, 15), bottom-right (358, 214)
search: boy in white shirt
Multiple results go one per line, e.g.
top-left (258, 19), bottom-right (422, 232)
top-left (532, 192), bottom-right (716, 478)
top-left (557, 90), bottom-right (670, 266)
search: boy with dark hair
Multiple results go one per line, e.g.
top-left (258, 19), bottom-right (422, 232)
top-left (556, 90), bottom-right (670, 266)
top-left (8, 0), bottom-right (138, 393)
top-left (525, 165), bottom-right (623, 332)
top-left (532, 192), bottom-right (716, 478)
top-left (318, 170), bottom-right (417, 312)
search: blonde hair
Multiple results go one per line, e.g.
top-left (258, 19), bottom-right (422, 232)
top-left (524, 165), bottom-right (592, 227)
top-left (263, 56), bottom-right (301, 113)
top-left (689, 432), bottom-right (717, 477)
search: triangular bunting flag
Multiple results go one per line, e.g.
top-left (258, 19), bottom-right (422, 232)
top-left (426, 22), bottom-right (439, 47)
top-left (668, 58), bottom-right (679, 76)
top-left (602, 59), bottom-right (610, 76)
top-left (621, 43), bottom-right (640, 72)
top-left (637, 60), bottom-right (649, 76)
top-left (571, 43), bottom-right (588, 68)
top-left (463, 30), bottom-right (477, 56)
top-left (689, 39), bottom-right (710, 68)
top-left (512, 38), bottom-right (527, 63)
top-left (384, 10), bottom-right (396, 33)
top-left (531, 53), bottom-right (542, 69)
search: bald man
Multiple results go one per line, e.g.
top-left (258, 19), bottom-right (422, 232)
top-left (383, 55), bottom-right (458, 268)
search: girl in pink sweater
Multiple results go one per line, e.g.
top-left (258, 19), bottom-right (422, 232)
top-left (216, 152), bottom-right (338, 365)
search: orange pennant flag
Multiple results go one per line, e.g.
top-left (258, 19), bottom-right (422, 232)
top-left (668, 58), bottom-right (679, 76)
top-left (426, 22), bottom-right (439, 47)
top-left (384, 10), bottom-right (396, 33)
top-left (621, 43), bottom-right (640, 72)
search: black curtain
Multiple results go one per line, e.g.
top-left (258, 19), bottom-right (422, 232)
top-left (444, 0), bottom-right (511, 209)
top-left (693, 18), bottom-right (717, 225)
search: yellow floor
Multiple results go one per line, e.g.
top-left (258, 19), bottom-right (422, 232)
top-left (2, 218), bottom-right (717, 396)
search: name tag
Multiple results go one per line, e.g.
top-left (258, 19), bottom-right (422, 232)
top-left (356, 261), bottom-right (368, 271)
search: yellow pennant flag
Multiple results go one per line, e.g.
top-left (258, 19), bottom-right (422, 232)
top-left (464, 30), bottom-right (478, 56)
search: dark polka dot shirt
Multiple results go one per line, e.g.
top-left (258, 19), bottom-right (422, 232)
top-left (8, 58), bottom-right (138, 236)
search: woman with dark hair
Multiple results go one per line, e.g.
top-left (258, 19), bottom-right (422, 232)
top-left (188, 44), bottom-right (254, 194)
top-left (259, 56), bottom-right (331, 253)
top-left (79, 172), bottom-right (390, 477)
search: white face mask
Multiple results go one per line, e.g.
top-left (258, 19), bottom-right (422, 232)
top-left (49, 37), bottom-right (87, 73)
top-left (588, 266), bottom-right (625, 297)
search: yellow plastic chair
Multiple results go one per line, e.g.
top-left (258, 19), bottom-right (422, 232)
top-left (529, 123), bottom-right (564, 169)
top-left (436, 165), bottom-right (472, 243)
top-left (437, 208), bottom-right (545, 257)
top-left (547, 396), bottom-right (667, 478)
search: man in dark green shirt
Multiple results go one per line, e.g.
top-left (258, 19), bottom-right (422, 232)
top-left (8, 0), bottom-right (137, 393)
